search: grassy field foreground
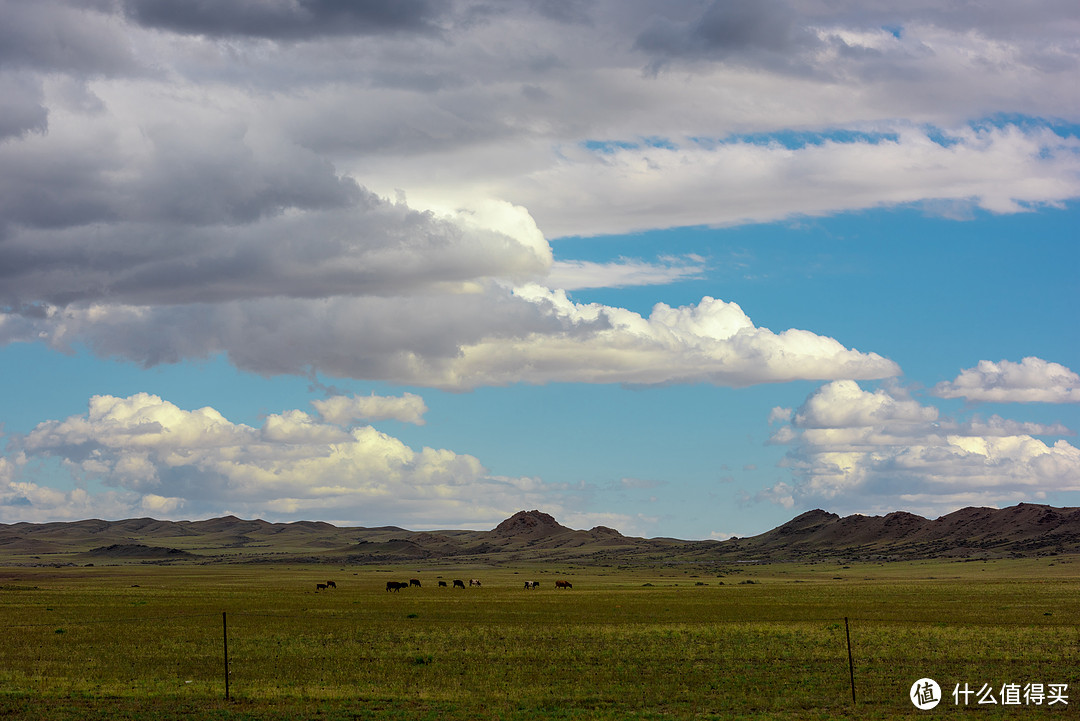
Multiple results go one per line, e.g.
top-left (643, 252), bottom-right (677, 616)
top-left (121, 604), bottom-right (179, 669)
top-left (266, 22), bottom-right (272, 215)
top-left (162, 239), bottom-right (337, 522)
top-left (1, 558), bottom-right (1077, 719)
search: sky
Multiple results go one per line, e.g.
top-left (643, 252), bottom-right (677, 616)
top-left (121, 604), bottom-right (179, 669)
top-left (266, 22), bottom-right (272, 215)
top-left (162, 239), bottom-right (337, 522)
top-left (0, 0), bottom-right (1078, 540)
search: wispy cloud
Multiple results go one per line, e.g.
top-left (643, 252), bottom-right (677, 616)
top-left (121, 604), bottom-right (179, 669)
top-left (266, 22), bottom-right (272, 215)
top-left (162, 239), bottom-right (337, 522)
top-left (513, 127), bottom-right (1080, 238)
top-left (546, 255), bottom-right (706, 290)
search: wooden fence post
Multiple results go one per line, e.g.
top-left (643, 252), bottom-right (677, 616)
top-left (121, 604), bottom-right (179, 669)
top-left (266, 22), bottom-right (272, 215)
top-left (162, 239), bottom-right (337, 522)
top-left (845, 617), bottom-right (855, 704)
top-left (222, 611), bottom-right (230, 700)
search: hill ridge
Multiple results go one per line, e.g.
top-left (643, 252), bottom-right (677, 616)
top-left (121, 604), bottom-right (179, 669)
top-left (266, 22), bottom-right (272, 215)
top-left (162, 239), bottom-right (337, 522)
top-left (3, 503), bottom-right (1079, 565)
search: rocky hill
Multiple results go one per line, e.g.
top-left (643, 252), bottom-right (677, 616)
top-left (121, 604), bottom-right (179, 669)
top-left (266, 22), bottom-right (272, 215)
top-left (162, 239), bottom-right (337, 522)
top-left (727, 503), bottom-right (1080, 561)
top-left (1, 504), bottom-right (1078, 566)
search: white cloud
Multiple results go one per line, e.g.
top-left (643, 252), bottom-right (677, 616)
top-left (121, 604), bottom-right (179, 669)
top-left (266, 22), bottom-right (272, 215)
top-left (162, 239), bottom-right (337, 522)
top-left (545, 256), bottom-right (706, 290)
top-left (438, 285), bottom-right (900, 387)
top-left (767, 380), bottom-right (1080, 517)
top-left (140, 493), bottom-right (184, 516)
top-left (1, 285), bottom-right (898, 389)
top-left (794, 379), bottom-right (938, 428)
top-left (768, 406), bottom-right (793, 424)
top-left (0, 481), bottom-right (142, 523)
top-left (312, 393), bottom-right (429, 426)
top-left (933, 357), bottom-right (1080, 403)
top-left (508, 126), bottom-right (1080, 238)
top-left (3, 392), bottom-right (576, 528)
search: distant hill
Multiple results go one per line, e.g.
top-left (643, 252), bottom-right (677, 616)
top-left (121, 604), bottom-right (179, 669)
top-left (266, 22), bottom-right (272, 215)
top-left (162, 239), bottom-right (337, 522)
top-left (2, 504), bottom-right (1078, 566)
top-left (716, 503), bottom-right (1080, 561)
top-left (84, 543), bottom-right (194, 560)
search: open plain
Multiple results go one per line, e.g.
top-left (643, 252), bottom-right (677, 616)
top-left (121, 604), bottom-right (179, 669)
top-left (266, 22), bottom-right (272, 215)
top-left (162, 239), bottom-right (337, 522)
top-left (1, 556), bottom-right (1077, 720)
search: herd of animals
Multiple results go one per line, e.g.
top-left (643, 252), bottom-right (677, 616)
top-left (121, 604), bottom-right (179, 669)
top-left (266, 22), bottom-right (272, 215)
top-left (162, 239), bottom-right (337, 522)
top-left (313, 578), bottom-right (574, 592)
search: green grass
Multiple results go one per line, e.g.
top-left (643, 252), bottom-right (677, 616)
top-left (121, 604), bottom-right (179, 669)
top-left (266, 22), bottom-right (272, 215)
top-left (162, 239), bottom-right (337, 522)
top-left (1, 559), bottom-right (1078, 719)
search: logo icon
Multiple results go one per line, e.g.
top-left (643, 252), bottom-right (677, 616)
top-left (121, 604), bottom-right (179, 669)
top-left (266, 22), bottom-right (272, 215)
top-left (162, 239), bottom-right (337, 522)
top-left (911, 678), bottom-right (942, 710)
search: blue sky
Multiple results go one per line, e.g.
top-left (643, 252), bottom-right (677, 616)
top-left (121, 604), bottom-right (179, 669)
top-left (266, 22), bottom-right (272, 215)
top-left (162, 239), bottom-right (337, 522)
top-left (0, 1), bottom-right (1078, 539)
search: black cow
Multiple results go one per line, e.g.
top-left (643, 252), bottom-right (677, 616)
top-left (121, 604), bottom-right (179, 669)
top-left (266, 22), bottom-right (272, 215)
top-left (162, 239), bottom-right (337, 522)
top-left (386, 581), bottom-right (407, 592)
top-left (410, 578), bottom-right (421, 588)
top-left (316, 583), bottom-right (328, 591)
top-left (438, 581), bottom-right (447, 587)
top-left (326, 580), bottom-right (337, 589)
top-left (452, 579), bottom-right (466, 589)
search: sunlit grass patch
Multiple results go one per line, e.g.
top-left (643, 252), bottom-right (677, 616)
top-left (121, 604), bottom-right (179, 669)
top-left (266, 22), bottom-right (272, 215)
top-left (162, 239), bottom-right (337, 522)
top-left (1, 559), bottom-right (1077, 718)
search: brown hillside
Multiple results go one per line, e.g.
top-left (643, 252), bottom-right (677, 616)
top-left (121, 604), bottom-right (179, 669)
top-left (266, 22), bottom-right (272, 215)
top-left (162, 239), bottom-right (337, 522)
top-left (2, 503), bottom-right (1079, 565)
top-left (491, 510), bottom-right (571, 539)
top-left (83, 544), bottom-right (193, 559)
top-left (733, 502), bottom-right (1080, 560)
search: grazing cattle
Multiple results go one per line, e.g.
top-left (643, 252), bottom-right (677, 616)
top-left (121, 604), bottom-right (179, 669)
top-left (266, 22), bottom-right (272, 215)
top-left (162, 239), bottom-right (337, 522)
top-left (453, 579), bottom-right (466, 589)
top-left (410, 578), bottom-right (421, 588)
top-left (438, 581), bottom-right (447, 587)
top-left (386, 581), bottom-right (407, 592)
top-left (316, 583), bottom-right (328, 591)
top-left (326, 580), bottom-right (337, 589)
top-left (555, 580), bottom-right (572, 589)
top-left (524, 581), bottom-right (540, 589)
top-left (469, 578), bottom-right (482, 587)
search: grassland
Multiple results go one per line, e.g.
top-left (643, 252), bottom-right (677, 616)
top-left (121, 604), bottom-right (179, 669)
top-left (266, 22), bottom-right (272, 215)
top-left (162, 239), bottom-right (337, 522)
top-left (1, 557), bottom-right (1078, 719)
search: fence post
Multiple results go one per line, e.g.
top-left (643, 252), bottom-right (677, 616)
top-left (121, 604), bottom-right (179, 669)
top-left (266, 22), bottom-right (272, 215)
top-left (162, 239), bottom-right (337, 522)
top-left (222, 611), bottom-right (230, 700)
top-left (845, 617), bottom-right (855, 704)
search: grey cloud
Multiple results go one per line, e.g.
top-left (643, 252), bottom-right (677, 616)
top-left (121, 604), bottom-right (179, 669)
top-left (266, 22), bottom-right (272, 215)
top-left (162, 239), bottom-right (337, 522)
top-left (856, 0), bottom-right (1080, 43)
top-left (633, 0), bottom-right (1080, 79)
top-left (285, 90), bottom-right (522, 157)
top-left (525, 0), bottom-right (596, 25)
top-left (0, 141), bottom-right (119, 231)
top-left (635, 0), bottom-right (823, 70)
top-left (0, 0), bottom-right (138, 75)
top-left (123, 0), bottom-right (447, 39)
top-left (737, 0), bottom-right (1080, 45)
top-left (130, 131), bottom-right (364, 227)
top-left (4, 289), bottom-right (578, 382)
top-left (0, 198), bottom-right (549, 307)
top-left (0, 120), bottom-right (519, 306)
top-left (0, 74), bottom-right (47, 142)
top-left (125, 121), bottom-right (357, 227)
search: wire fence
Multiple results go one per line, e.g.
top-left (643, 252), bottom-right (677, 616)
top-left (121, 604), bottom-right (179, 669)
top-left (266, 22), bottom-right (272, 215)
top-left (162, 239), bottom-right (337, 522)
top-left (1, 605), bottom-right (1075, 714)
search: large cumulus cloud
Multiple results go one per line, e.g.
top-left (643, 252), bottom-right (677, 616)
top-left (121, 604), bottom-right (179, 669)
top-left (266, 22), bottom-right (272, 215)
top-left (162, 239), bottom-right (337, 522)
top-left (3, 392), bottom-right (560, 527)
top-left (766, 380), bottom-right (1080, 517)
